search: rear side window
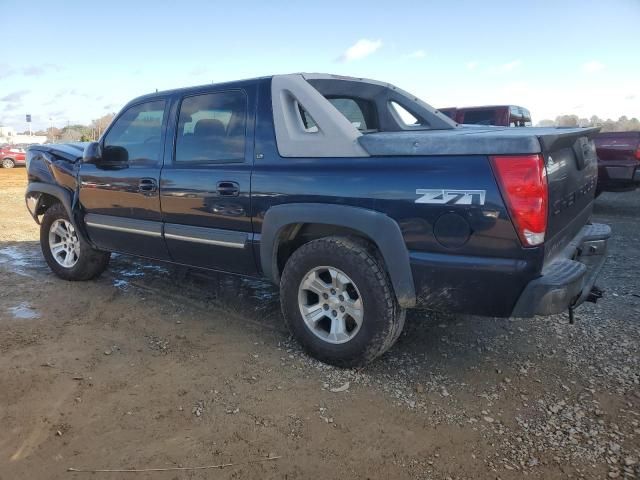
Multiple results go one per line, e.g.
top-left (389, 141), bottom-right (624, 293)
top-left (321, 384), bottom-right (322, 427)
top-left (175, 91), bottom-right (246, 163)
top-left (103, 100), bottom-right (166, 165)
top-left (300, 97), bottom-right (376, 132)
top-left (390, 101), bottom-right (420, 126)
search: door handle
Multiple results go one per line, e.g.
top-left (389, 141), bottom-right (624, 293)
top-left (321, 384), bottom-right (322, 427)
top-left (138, 178), bottom-right (157, 193)
top-left (216, 181), bottom-right (240, 197)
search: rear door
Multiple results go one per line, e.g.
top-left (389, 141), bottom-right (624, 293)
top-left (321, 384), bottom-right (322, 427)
top-left (79, 99), bottom-right (170, 259)
top-left (159, 87), bottom-right (257, 274)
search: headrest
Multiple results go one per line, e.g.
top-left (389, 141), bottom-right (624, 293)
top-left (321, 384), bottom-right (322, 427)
top-left (194, 119), bottom-right (225, 137)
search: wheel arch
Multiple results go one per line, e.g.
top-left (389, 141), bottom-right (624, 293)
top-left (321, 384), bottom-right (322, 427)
top-left (26, 182), bottom-right (73, 221)
top-left (260, 203), bottom-right (416, 308)
top-left (25, 182), bottom-right (92, 246)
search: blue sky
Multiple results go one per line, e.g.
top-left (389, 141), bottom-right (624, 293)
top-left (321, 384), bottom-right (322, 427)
top-left (1, 0), bottom-right (638, 130)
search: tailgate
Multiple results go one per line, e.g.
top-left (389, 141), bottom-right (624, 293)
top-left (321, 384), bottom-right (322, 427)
top-left (540, 127), bottom-right (600, 263)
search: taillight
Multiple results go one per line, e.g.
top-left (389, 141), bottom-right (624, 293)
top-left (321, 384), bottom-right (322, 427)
top-left (635, 146), bottom-right (640, 161)
top-left (490, 154), bottom-right (548, 247)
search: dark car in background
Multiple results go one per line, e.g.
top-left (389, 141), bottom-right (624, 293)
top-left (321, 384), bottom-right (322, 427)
top-left (594, 131), bottom-right (640, 194)
top-left (1, 146), bottom-right (27, 168)
top-left (439, 105), bottom-right (532, 127)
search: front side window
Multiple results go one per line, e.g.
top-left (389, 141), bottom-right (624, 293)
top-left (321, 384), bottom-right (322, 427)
top-left (175, 91), bottom-right (246, 163)
top-left (103, 100), bottom-right (165, 165)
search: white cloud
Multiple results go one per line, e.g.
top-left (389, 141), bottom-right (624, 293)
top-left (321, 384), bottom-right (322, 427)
top-left (405, 50), bottom-right (426, 59)
top-left (582, 60), bottom-right (604, 73)
top-left (337, 39), bottom-right (382, 62)
top-left (500, 59), bottom-right (522, 72)
top-left (466, 61), bottom-right (479, 70)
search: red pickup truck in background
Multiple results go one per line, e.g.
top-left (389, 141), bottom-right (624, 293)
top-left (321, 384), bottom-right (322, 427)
top-left (438, 104), bottom-right (638, 196)
top-left (594, 131), bottom-right (640, 194)
top-left (439, 105), bottom-right (532, 127)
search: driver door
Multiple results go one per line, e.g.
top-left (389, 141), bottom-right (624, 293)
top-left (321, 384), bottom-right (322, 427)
top-left (79, 99), bottom-right (170, 260)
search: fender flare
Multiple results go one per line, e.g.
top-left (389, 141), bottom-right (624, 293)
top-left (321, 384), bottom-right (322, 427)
top-left (25, 182), bottom-right (92, 245)
top-left (26, 182), bottom-right (74, 219)
top-left (260, 203), bottom-right (416, 308)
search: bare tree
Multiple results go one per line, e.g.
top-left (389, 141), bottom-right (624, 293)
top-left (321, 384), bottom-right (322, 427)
top-left (60, 128), bottom-right (83, 142)
top-left (556, 115), bottom-right (579, 127)
top-left (91, 113), bottom-right (115, 140)
top-left (536, 115), bottom-right (640, 132)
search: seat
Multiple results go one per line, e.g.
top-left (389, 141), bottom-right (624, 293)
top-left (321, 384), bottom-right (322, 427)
top-left (194, 119), bottom-right (226, 138)
top-left (177, 119), bottom-right (227, 162)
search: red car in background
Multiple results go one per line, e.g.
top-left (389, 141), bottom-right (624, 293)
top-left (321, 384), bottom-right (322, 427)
top-left (594, 131), bottom-right (640, 194)
top-left (438, 105), bottom-right (532, 127)
top-left (0, 146), bottom-right (27, 168)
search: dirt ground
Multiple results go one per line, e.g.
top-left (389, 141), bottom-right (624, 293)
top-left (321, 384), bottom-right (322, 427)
top-left (1, 167), bottom-right (638, 479)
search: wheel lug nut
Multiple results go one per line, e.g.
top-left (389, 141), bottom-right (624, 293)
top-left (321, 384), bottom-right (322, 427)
top-left (338, 295), bottom-right (344, 301)
top-left (323, 304), bottom-right (329, 310)
top-left (340, 306), bottom-right (345, 313)
top-left (330, 289), bottom-right (336, 295)
top-left (323, 293), bottom-right (328, 300)
top-left (332, 310), bottom-right (337, 317)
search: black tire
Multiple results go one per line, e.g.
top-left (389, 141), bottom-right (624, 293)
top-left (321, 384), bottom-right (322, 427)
top-left (2, 158), bottom-right (15, 169)
top-left (40, 203), bottom-right (110, 281)
top-left (280, 236), bottom-right (406, 367)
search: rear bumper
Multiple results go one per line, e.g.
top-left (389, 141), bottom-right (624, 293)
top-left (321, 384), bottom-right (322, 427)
top-left (511, 223), bottom-right (610, 317)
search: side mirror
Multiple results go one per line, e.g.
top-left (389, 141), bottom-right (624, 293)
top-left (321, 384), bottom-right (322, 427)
top-left (83, 142), bottom-right (129, 168)
top-left (83, 142), bottom-right (102, 163)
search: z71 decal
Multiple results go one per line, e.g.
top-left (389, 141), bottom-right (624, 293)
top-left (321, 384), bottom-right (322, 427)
top-left (415, 189), bottom-right (486, 206)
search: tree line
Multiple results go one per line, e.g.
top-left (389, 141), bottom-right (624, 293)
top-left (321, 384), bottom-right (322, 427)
top-left (536, 115), bottom-right (639, 131)
top-left (20, 113), bottom-right (116, 143)
top-left (17, 112), bottom-right (639, 142)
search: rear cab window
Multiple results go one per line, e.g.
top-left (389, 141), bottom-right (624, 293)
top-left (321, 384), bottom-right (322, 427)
top-left (461, 109), bottom-right (497, 125)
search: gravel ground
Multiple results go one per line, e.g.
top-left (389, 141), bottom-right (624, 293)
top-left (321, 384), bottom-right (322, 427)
top-left (0, 167), bottom-right (638, 479)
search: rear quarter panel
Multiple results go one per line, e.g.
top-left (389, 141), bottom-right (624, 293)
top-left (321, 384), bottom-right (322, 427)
top-left (253, 80), bottom-right (541, 315)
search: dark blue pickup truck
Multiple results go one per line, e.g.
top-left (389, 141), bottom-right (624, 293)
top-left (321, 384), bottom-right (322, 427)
top-left (25, 73), bottom-right (610, 366)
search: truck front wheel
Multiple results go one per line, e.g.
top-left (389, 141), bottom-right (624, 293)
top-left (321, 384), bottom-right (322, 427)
top-left (280, 236), bottom-right (405, 367)
top-left (40, 203), bottom-right (110, 281)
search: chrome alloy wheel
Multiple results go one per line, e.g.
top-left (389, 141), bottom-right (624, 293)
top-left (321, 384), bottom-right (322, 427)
top-left (297, 266), bottom-right (364, 344)
top-left (48, 219), bottom-right (80, 268)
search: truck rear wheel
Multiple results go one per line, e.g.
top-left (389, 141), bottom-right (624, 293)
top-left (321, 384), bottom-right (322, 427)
top-left (280, 236), bottom-right (405, 367)
top-left (40, 203), bottom-right (110, 281)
